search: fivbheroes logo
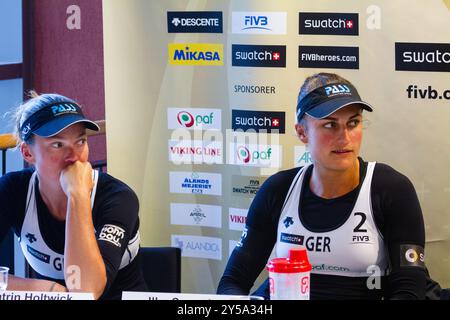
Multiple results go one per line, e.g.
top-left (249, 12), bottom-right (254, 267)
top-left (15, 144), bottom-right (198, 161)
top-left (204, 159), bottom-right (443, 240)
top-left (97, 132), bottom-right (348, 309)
top-left (229, 143), bottom-right (282, 168)
top-left (167, 108), bottom-right (221, 130)
top-left (168, 43), bottom-right (224, 66)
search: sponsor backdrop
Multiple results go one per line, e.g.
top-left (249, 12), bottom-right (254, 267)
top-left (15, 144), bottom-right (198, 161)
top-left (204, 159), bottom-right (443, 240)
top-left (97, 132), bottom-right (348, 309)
top-left (103, 0), bottom-right (450, 293)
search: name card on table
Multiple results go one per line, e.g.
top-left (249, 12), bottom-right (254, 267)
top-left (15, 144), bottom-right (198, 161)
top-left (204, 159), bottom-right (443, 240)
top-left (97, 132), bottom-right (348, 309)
top-left (122, 291), bottom-right (261, 300)
top-left (0, 291), bottom-right (94, 300)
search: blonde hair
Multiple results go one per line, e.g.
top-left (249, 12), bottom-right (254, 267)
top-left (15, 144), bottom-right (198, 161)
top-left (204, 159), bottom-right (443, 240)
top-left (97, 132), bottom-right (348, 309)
top-left (13, 91), bottom-right (77, 143)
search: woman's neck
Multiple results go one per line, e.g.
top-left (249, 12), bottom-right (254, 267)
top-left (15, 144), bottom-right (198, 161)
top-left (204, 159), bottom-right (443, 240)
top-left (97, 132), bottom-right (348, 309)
top-left (309, 159), bottom-right (360, 199)
top-left (37, 175), bottom-right (67, 221)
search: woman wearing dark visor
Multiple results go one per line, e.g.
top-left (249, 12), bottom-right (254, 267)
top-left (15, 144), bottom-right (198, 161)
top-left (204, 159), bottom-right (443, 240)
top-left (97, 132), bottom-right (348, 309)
top-left (218, 73), bottom-right (429, 299)
top-left (0, 92), bottom-right (147, 299)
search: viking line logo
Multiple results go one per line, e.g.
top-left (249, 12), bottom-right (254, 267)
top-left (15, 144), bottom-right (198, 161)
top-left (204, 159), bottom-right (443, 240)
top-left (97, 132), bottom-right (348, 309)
top-left (177, 111), bottom-right (195, 127)
top-left (237, 146), bottom-right (251, 163)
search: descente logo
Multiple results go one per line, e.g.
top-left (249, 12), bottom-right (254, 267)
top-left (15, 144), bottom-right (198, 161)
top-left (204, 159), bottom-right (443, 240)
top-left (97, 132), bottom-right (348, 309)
top-left (168, 43), bottom-right (223, 66)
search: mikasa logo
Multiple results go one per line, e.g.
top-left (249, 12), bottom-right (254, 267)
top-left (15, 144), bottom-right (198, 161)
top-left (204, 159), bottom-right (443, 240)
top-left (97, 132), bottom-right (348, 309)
top-left (168, 43), bottom-right (224, 66)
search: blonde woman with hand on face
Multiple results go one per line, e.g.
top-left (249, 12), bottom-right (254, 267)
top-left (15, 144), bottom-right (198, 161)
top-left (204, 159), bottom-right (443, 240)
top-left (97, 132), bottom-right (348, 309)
top-left (0, 93), bottom-right (147, 299)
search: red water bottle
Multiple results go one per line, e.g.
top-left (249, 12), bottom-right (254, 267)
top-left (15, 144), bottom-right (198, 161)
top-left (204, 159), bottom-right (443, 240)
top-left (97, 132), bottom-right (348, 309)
top-left (266, 247), bottom-right (312, 300)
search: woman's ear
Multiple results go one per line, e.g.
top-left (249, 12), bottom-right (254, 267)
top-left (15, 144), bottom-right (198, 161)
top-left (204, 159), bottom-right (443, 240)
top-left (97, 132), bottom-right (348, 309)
top-left (20, 142), bottom-right (35, 165)
top-left (295, 123), bottom-right (308, 144)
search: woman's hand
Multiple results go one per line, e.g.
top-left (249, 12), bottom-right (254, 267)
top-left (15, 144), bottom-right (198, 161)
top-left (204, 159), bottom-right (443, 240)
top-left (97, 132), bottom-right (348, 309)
top-left (59, 161), bottom-right (93, 198)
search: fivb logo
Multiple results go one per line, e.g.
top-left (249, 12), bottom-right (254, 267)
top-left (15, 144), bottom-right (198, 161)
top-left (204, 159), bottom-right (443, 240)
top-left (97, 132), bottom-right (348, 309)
top-left (167, 108), bottom-right (221, 130)
top-left (294, 146), bottom-right (313, 167)
top-left (232, 12), bottom-right (286, 34)
top-left (299, 13), bottom-right (358, 35)
top-left (167, 11), bottom-right (223, 33)
top-left (229, 143), bottom-right (281, 168)
top-left (168, 43), bottom-right (223, 66)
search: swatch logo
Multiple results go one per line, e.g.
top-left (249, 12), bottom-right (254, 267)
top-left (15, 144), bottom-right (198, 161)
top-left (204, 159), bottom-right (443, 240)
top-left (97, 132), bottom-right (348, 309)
top-left (232, 110), bottom-right (285, 133)
top-left (395, 42), bottom-right (450, 72)
top-left (232, 44), bottom-right (286, 68)
top-left (299, 13), bottom-right (358, 35)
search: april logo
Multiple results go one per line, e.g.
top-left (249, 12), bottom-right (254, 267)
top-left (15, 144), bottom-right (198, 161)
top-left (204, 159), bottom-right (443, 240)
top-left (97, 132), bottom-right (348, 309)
top-left (283, 216), bottom-right (294, 228)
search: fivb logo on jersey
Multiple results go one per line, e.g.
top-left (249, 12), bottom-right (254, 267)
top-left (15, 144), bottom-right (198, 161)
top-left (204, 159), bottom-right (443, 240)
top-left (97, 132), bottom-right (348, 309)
top-left (232, 12), bottom-right (286, 34)
top-left (168, 108), bottom-right (221, 130)
top-left (168, 43), bottom-right (223, 66)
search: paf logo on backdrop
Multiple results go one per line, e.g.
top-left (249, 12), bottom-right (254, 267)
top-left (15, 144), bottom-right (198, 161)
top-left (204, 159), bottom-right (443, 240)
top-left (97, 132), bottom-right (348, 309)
top-left (232, 12), bottom-right (286, 34)
top-left (229, 143), bottom-right (282, 168)
top-left (168, 108), bottom-right (221, 130)
top-left (299, 12), bottom-right (358, 35)
top-left (169, 43), bottom-right (223, 66)
top-left (232, 44), bottom-right (286, 68)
